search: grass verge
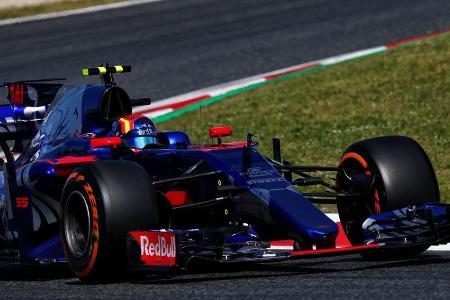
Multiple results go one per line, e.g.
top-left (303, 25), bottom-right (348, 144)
top-left (0, 0), bottom-right (125, 20)
top-left (160, 34), bottom-right (450, 203)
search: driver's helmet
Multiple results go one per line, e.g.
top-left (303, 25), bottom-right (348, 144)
top-left (113, 114), bottom-right (158, 149)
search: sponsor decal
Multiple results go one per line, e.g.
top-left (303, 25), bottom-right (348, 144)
top-left (241, 167), bottom-right (285, 185)
top-left (131, 231), bottom-right (176, 266)
top-left (15, 196), bottom-right (29, 208)
top-left (247, 177), bottom-right (285, 185)
top-left (242, 167), bottom-right (276, 178)
top-left (79, 132), bottom-right (96, 138)
top-left (137, 123), bottom-right (157, 136)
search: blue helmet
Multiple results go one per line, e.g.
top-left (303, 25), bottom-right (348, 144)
top-left (114, 114), bottom-right (158, 149)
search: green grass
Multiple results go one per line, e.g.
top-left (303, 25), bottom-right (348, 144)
top-left (160, 34), bottom-right (450, 202)
top-left (0, 0), bottom-right (125, 19)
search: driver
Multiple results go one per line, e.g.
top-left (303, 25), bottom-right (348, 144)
top-left (112, 114), bottom-right (159, 149)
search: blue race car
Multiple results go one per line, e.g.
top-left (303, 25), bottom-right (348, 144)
top-left (0, 65), bottom-right (448, 282)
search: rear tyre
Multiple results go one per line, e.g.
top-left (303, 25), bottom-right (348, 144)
top-left (336, 136), bottom-right (439, 259)
top-left (61, 160), bottom-right (159, 282)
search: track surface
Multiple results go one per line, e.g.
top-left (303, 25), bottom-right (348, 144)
top-left (0, 0), bottom-right (449, 99)
top-left (3, 252), bottom-right (450, 299)
top-left (0, 0), bottom-right (449, 298)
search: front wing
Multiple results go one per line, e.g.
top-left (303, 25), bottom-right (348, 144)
top-left (126, 203), bottom-right (450, 270)
top-left (126, 229), bottom-right (382, 270)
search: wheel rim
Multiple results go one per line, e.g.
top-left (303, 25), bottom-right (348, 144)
top-left (337, 152), bottom-right (381, 244)
top-left (64, 191), bottom-right (91, 258)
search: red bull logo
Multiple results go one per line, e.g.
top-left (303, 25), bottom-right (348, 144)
top-left (130, 231), bottom-right (177, 266)
top-left (140, 235), bottom-right (176, 258)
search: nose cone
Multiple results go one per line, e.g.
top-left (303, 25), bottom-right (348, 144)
top-left (251, 187), bottom-right (338, 242)
top-left (307, 229), bottom-right (336, 240)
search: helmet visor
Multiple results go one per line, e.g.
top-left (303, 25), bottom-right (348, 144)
top-left (124, 136), bottom-right (158, 149)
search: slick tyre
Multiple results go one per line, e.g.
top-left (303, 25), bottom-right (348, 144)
top-left (61, 160), bottom-right (159, 282)
top-left (336, 136), bottom-right (439, 258)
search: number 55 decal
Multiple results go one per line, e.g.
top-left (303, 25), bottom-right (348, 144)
top-left (16, 196), bottom-right (29, 208)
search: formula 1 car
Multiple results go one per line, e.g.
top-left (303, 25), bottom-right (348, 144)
top-left (0, 66), bottom-right (448, 282)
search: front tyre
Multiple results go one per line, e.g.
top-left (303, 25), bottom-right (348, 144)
top-left (61, 160), bottom-right (159, 282)
top-left (336, 136), bottom-right (439, 258)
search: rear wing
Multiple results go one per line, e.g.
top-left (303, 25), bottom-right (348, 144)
top-left (1, 79), bottom-right (64, 107)
top-left (0, 79), bottom-right (64, 156)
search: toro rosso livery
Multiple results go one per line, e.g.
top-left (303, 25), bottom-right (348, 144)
top-left (0, 66), bottom-right (448, 281)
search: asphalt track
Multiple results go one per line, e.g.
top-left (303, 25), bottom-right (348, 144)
top-left (0, 0), bottom-right (450, 298)
top-left (0, 0), bottom-right (449, 100)
top-left (3, 252), bottom-right (450, 299)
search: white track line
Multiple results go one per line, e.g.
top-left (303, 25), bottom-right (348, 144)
top-left (0, 0), bottom-right (164, 27)
top-left (326, 213), bottom-right (340, 222)
top-left (321, 46), bottom-right (386, 65)
top-left (143, 108), bottom-right (173, 118)
top-left (208, 78), bottom-right (266, 97)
